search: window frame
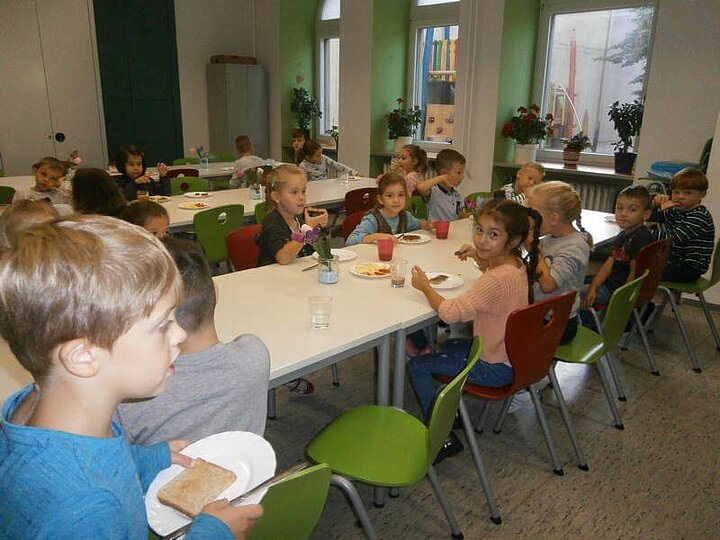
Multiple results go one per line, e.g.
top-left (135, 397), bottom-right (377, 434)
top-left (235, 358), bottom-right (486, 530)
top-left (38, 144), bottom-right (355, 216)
top-left (316, 1), bottom-right (340, 143)
top-left (533, 0), bottom-right (657, 166)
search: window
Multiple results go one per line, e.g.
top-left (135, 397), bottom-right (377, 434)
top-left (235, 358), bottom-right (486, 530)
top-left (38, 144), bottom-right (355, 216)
top-left (317, 0), bottom-right (340, 136)
top-left (536, 4), bottom-right (655, 159)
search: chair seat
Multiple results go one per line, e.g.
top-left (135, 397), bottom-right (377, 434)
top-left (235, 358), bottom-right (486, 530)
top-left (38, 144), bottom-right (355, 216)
top-left (306, 405), bottom-right (428, 487)
top-left (434, 374), bottom-right (515, 400)
top-left (554, 326), bottom-right (605, 364)
top-left (659, 278), bottom-right (708, 294)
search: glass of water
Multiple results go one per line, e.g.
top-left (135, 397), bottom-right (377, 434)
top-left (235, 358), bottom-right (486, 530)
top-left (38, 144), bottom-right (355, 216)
top-left (309, 295), bottom-right (333, 328)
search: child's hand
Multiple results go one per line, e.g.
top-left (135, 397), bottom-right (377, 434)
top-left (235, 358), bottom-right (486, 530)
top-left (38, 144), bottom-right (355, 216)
top-left (653, 194), bottom-right (676, 210)
top-left (375, 233), bottom-right (397, 243)
top-left (411, 265), bottom-right (431, 291)
top-left (420, 220), bottom-right (434, 231)
top-left (304, 208), bottom-right (329, 228)
top-left (156, 162), bottom-right (170, 177)
top-left (168, 439), bottom-right (195, 468)
top-left (134, 174), bottom-right (152, 185)
top-left (201, 500), bottom-right (263, 538)
top-left (454, 244), bottom-right (476, 261)
top-left (581, 288), bottom-right (597, 310)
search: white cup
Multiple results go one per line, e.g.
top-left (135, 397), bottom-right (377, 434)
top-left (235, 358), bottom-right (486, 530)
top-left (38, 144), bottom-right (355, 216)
top-left (309, 295), bottom-right (333, 328)
top-left (391, 259), bottom-right (407, 288)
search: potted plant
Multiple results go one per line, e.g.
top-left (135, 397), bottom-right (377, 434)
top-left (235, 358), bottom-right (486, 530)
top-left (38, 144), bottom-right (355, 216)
top-left (608, 99), bottom-right (644, 174)
top-left (385, 98), bottom-right (422, 153)
top-left (502, 104), bottom-right (554, 164)
top-left (290, 87), bottom-right (322, 134)
top-left (562, 132), bottom-right (591, 168)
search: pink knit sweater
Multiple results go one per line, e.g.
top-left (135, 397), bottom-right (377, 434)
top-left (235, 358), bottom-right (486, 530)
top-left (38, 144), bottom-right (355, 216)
top-left (438, 260), bottom-right (528, 365)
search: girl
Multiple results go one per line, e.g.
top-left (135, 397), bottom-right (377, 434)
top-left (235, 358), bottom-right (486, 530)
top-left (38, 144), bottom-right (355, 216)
top-left (345, 172), bottom-right (432, 246)
top-left (115, 145), bottom-right (171, 201)
top-left (408, 199), bottom-right (540, 458)
top-left (72, 168), bottom-right (128, 218)
top-left (291, 128), bottom-right (310, 162)
top-left (498, 161), bottom-right (545, 206)
top-left (121, 200), bottom-right (170, 238)
top-left (230, 135), bottom-right (267, 188)
top-left (297, 141), bottom-right (356, 182)
top-left (527, 181), bottom-right (591, 344)
top-left (394, 144), bottom-right (427, 195)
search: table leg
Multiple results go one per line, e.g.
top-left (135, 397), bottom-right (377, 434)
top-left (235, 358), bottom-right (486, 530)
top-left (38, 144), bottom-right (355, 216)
top-left (393, 327), bottom-right (407, 409)
top-left (376, 334), bottom-right (391, 406)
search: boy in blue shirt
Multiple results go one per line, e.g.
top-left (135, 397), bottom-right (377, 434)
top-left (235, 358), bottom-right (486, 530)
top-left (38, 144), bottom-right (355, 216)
top-left (0, 216), bottom-right (262, 539)
top-left (416, 148), bottom-right (467, 222)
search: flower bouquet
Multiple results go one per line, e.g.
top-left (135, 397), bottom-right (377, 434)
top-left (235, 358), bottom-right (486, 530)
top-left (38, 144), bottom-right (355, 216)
top-left (241, 165), bottom-right (273, 198)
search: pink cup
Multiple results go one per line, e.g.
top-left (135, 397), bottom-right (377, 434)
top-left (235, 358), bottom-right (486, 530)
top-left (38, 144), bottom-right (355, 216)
top-left (377, 239), bottom-right (394, 261)
top-left (434, 220), bottom-right (450, 239)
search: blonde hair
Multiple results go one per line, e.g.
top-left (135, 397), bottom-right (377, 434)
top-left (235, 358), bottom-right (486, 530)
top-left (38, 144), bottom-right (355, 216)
top-left (520, 161), bottom-right (545, 178)
top-left (0, 200), bottom-right (60, 248)
top-left (530, 181), bottom-right (592, 246)
top-left (234, 135), bottom-right (254, 155)
top-left (0, 215), bottom-right (180, 379)
top-left (32, 156), bottom-right (67, 176)
top-left (264, 164), bottom-right (306, 213)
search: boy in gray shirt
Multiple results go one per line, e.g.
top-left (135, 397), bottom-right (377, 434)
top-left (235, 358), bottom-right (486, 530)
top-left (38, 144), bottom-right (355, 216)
top-left (416, 148), bottom-right (467, 222)
top-left (117, 238), bottom-right (270, 445)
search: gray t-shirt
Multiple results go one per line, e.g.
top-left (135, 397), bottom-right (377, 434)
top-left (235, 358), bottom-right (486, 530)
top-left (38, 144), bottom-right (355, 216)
top-left (533, 231), bottom-right (590, 317)
top-left (427, 184), bottom-right (462, 221)
top-left (116, 334), bottom-right (270, 445)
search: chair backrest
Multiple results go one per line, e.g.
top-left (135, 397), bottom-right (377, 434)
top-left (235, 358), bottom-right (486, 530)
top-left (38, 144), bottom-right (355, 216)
top-left (634, 238), bottom-right (672, 306)
top-left (601, 271), bottom-right (647, 350)
top-left (170, 176), bottom-right (209, 196)
top-left (464, 191), bottom-right (492, 209)
top-left (340, 211), bottom-right (364, 241)
top-left (706, 239), bottom-right (720, 288)
top-left (0, 186), bottom-right (16, 204)
top-left (226, 224), bottom-right (262, 271)
top-left (208, 152), bottom-right (235, 163)
top-left (254, 201), bottom-right (267, 224)
top-left (344, 187), bottom-right (378, 215)
top-left (249, 463), bottom-right (331, 540)
top-left (426, 336), bottom-right (482, 465)
top-left (406, 195), bottom-right (427, 219)
top-left (504, 291), bottom-right (576, 390)
top-left (166, 168), bottom-right (200, 179)
top-left (172, 157), bottom-right (199, 165)
top-left (193, 204), bottom-right (245, 265)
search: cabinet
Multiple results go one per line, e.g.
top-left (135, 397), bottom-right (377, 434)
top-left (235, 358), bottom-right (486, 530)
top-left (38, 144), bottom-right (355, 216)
top-left (206, 64), bottom-right (268, 158)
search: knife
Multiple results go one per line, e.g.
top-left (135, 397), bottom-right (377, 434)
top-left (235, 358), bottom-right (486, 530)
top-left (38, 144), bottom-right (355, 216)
top-left (302, 262), bottom-right (319, 272)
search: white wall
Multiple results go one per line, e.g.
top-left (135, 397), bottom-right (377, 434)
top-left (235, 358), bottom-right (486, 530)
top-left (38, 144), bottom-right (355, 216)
top-left (174, 0), bottom-right (254, 155)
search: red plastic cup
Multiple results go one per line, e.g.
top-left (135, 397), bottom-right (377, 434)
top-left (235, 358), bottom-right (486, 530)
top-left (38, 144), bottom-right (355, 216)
top-left (377, 239), bottom-right (394, 261)
top-left (434, 220), bottom-right (450, 239)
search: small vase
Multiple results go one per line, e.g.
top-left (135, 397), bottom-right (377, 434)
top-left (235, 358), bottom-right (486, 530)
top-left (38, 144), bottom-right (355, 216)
top-left (563, 149), bottom-right (580, 168)
top-left (200, 156), bottom-right (210, 171)
top-left (513, 143), bottom-right (539, 164)
top-left (392, 136), bottom-right (413, 154)
top-left (317, 255), bottom-right (340, 284)
top-left (250, 184), bottom-right (262, 200)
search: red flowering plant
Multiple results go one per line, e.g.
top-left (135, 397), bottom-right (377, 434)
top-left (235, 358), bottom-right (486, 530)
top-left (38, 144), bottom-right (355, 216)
top-left (502, 104), bottom-right (554, 144)
top-left (385, 98), bottom-right (423, 139)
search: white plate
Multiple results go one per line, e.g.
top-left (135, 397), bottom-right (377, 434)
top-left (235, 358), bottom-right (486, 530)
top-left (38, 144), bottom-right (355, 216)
top-left (178, 201), bottom-right (210, 210)
top-left (604, 215), bottom-right (617, 223)
top-left (397, 232), bottom-right (431, 244)
top-left (148, 195), bottom-right (171, 203)
top-left (146, 431), bottom-right (276, 536)
top-left (221, 167), bottom-right (235, 171)
top-left (312, 249), bottom-right (358, 262)
top-left (349, 262), bottom-right (391, 279)
top-left (426, 272), bottom-right (464, 290)
top-left (185, 192), bottom-right (211, 198)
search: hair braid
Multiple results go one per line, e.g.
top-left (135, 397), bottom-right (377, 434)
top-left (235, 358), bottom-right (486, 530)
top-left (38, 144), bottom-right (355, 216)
top-left (574, 214), bottom-right (594, 249)
top-left (524, 207), bottom-right (543, 303)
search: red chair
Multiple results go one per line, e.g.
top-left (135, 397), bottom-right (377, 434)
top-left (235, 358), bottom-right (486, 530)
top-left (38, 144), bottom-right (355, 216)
top-left (166, 168), bottom-right (199, 178)
top-left (344, 187), bottom-right (377, 214)
top-left (340, 211), bottom-right (365, 242)
top-left (226, 224), bottom-right (261, 271)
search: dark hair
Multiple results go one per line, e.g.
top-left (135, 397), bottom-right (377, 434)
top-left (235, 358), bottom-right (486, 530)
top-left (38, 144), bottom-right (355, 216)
top-left (234, 135), bottom-right (254, 155)
top-left (669, 168), bottom-right (708, 192)
top-left (116, 145), bottom-right (146, 177)
top-left (121, 200), bottom-right (169, 228)
top-left (617, 185), bottom-right (652, 210)
top-left (297, 140), bottom-right (322, 165)
top-left (71, 168), bottom-right (128, 218)
top-left (402, 144), bottom-right (428, 174)
top-left (477, 199), bottom-right (541, 303)
top-left (374, 173), bottom-right (408, 212)
top-left (162, 237), bottom-right (216, 333)
top-left (292, 128), bottom-right (310, 141)
top-left (435, 148), bottom-right (466, 173)
top-left (32, 156), bottom-right (67, 176)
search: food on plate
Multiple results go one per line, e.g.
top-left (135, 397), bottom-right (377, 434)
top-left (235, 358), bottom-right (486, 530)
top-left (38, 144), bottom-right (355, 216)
top-left (429, 274), bottom-right (449, 285)
top-left (354, 262), bottom-right (391, 277)
top-left (179, 201), bottom-right (209, 209)
top-left (148, 195), bottom-right (170, 203)
top-left (402, 234), bottom-right (421, 242)
top-left (157, 458), bottom-right (236, 517)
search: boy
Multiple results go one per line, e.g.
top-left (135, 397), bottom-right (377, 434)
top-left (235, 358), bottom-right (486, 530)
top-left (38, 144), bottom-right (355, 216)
top-left (0, 216), bottom-right (261, 539)
top-left (581, 185), bottom-right (654, 312)
top-left (653, 168), bottom-right (715, 282)
top-left (14, 156), bottom-right (70, 205)
top-left (416, 148), bottom-right (467, 222)
top-left (0, 199), bottom-right (59, 248)
top-left (117, 237), bottom-right (270, 445)
top-left (230, 135), bottom-right (268, 188)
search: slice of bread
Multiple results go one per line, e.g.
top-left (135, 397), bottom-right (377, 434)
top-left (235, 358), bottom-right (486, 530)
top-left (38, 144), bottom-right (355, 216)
top-left (158, 458), bottom-right (237, 517)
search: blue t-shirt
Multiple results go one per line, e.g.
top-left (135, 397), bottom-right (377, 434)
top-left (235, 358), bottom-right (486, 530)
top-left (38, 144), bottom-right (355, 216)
top-left (345, 210), bottom-right (422, 246)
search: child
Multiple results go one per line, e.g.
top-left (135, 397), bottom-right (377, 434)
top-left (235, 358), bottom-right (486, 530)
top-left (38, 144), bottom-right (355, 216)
top-left (345, 172), bottom-right (432, 246)
top-left (407, 199), bottom-right (540, 459)
top-left (580, 185), bottom-right (653, 313)
top-left (653, 168), bottom-right (715, 282)
top-left (14, 156), bottom-right (70, 206)
top-left (297, 140), bottom-right (356, 181)
top-left (499, 162), bottom-right (544, 205)
top-left (116, 237), bottom-right (270, 445)
top-left (72, 167), bottom-right (128, 218)
top-left (0, 215), bottom-right (262, 538)
top-left (291, 128), bottom-right (310, 162)
top-left (115, 144), bottom-right (171, 201)
top-left (415, 148), bottom-right (466, 221)
top-left (527, 181), bottom-right (591, 344)
top-left (393, 144), bottom-right (428, 195)
top-left (121, 200), bottom-right (170, 238)
top-left (230, 135), bottom-right (268, 188)
top-left (0, 200), bottom-right (59, 248)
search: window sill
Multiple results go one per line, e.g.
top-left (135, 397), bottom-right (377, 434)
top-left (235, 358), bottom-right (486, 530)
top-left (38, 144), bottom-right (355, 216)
top-left (494, 160), bottom-right (634, 181)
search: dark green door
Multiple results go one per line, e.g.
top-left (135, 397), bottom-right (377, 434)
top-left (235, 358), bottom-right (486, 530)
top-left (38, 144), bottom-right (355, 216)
top-left (94, 0), bottom-right (183, 165)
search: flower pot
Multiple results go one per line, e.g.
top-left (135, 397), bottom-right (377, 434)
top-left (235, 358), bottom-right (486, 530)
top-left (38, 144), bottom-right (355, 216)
top-left (614, 152), bottom-right (637, 175)
top-left (513, 143), bottom-right (538, 164)
top-left (392, 136), bottom-right (413, 154)
top-left (563, 150), bottom-right (581, 169)
top-left (317, 255), bottom-right (340, 284)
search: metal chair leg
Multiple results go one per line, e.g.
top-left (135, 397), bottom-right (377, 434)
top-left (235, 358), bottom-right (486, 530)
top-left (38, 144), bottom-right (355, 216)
top-left (633, 309), bottom-right (659, 375)
top-left (266, 389), bottom-right (276, 420)
top-left (330, 474), bottom-right (378, 540)
top-left (698, 292), bottom-right (720, 350)
top-left (660, 287), bottom-right (702, 372)
top-left (549, 366), bottom-right (588, 471)
top-left (528, 383), bottom-right (564, 476)
top-left (474, 399), bottom-right (490, 434)
top-left (491, 397), bottom-right (513, 434)
top-left (426, 466), bottom-right (464, 539)
top-left (331, 363), bottom-right (340, 386)
top-left (604, 351), bottom-right (627, 402)
top-left (596, 356), bottom-right (624, 429)
top-left (458, 399), bottom-right (501, 524)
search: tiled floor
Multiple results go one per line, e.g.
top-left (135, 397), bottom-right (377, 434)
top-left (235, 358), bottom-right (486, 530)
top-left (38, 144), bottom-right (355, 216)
top-left (263, 302), bottom-right (720, 539)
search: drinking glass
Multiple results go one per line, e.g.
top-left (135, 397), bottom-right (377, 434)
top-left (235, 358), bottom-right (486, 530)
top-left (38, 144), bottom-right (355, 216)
top-left (309, 295), bottom-right (333, 328)
top-left (137, 190), bottom-right (149, 202)
top-left (390, 259), bottom-right (407, 288)
top-left (377, 239), bottom-right (394, 261)
top-left (434, 220), bottom-right (450, 239)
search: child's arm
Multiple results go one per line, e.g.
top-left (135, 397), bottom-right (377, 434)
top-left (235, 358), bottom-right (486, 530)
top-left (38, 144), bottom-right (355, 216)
top-left (345, 214), bottom-right (390, 246)
top-left (411, 265), bottom-right (446, 311)
top-left (325, 156), bottom-right (357, 176)
top-left (275, 238), bottom-right (308, 265)
top-left (187, 502), bottom-right (263, 540)
top-left (415, 174), bottom-right (446, 197)
top-left (580, 256), bottom-right (613, 309)
top-left (153, 163), bottom-right (172, 196)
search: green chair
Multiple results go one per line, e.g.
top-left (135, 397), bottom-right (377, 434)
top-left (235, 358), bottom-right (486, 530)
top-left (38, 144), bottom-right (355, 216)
top-left (406, 195), bottom-right (427, 219)
top-left (0, 186), bottom-right (16, 204)
top-left (170, 176), bottom-right (210, 196)
top-left (193, 204), bottom-right (245, 266)
top-left (208, 152), bottom-right (235, 163)
top-left (172, 157), bottom-right (200, 165)
top-left (464, 191), bottom-right (492, 210)
top-left (554, 271), bottom-right (647, 430)
top-left (306, 337), bottom-right (499, 538)
top-left (254, 201), bottom-right (267, 224)
top-left (250, 464), bottom-right (331, 540)
top-left (655, 239), bottom-right (720, 373)
top-left (211, 177), bottom-right (231, 191)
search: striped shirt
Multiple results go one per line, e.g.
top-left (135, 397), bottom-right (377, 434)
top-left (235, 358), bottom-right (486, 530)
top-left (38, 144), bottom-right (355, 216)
top-left (500, 182), bottom-right (528, 206)
top-left (655, 205), bottom-right (715, 273)
top-left (300, 155), bottom-right (354, 181)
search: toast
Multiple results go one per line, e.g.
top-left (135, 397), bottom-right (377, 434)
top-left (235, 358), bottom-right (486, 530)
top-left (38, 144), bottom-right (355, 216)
top-left (157, 458), bottom-right (237, 517)
top-left (429, 274), bottom-right (449, 284)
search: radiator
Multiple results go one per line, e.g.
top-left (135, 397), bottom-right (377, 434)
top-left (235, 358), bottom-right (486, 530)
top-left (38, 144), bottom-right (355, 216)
top-left (568, 181), bottom-right (619, 212)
